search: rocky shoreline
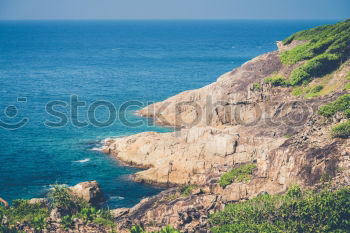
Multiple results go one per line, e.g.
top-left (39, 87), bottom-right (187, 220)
top-left (99, 39), bottom-right (350, 232)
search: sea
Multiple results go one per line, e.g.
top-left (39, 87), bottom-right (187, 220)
top-left (0, 20), bottom-right (335, 208)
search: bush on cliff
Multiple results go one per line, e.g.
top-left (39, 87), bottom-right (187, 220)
top-left (318, 94), bottom-right (350, 117)
top-left (0, 185), bottom-right (115, 231)
top-left (130, 225), bottom-right (179, 233)
top-left (219, 163), bottom-right (257, 188)
top-left (264, 75), bottom-right (289, 86)
top-left (210, 186), bottom-right (350, 233)
top-left (331, 120), bottom-right (350, 138)
top-left (280, 19), bottom-right (350, 86)
top-left (0, 199), bottom-right (49, 231)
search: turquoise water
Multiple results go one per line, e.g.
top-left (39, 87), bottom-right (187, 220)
top-left (0, 20), bottom-right (334, 208)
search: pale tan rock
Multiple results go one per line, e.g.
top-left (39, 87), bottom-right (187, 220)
top-left (69, 181), bottom-right (105, 206)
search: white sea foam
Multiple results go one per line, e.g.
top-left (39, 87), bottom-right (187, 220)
top-left (109, 196), bottom-right (125, 200)
top-left (73, 158), bottom-right (90, 163)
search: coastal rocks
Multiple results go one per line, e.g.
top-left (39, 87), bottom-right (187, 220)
top-left (114, 188), bottom-right (221, 233)
top-left (137, 51), bottom-right (283, 129)
top-left (69, 181), bottom-right (105, 207)
top-left (103, 126), bottom-right (285, 186)
top-left (104, 41), bottom-right (350, 232)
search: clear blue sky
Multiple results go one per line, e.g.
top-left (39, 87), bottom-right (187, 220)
top-left (0, 0), bottom-right (349, 20)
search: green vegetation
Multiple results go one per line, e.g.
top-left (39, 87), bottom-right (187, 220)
top-left (289, 53), bottom-right (341, 86)
top-left (309, 85), bottom-right (324, 93)
top-left (344, 82), bottom-right (350, 90)
top-left (219, 163), bottom-right (257, 188)
top-left (210, 186), bottom-right (350, 233)
top-left (130, 225), bottom-right (179, 233)
top-left (252, 82), bottom-right (262, 91)
top-left (0, 185), bottom-right (115, 232)
top-left (180, 184), bottom-right (198, 197)
top-left (0, 199), bottom-right (49, 231)
top-left (304, 84), bottom-right (324, 98)
top-left (291, 86), bottom-right (303, 96)
top-left (331, 120), bottom-right (350, 138)
top-left (318, 94), bottom-right (350, 117)
top-left (280, 19), bottom-right (350, 86)
top-left (48, 185), bottom-right (89, 214)
top-left (264, 75), bottom-right (289, 86)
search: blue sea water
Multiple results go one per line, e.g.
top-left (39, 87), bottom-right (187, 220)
top-left (0, 20), bottom-right (335, 208)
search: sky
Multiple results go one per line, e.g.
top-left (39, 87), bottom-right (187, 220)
top-left (0, 0), bottom-right (349, 20)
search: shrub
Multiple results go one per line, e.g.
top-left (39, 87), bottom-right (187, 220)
top-left (264, 75), bottom-right (289, 86)
top-left (280, 42), bottom-right (314, 65)
top-left (219, 163), bottom-right (257, 188)
top-left (0, 185), bottom-right (115, 231)
top-left (252, 82), bottom-right (262, 91)
top-left (210, 186), bottom-right (350, 233)
top-left (318, 94), bottom-right (350, 117)
top-left (280, 19), bottom-right (350, 86)
top-left (180, 185), bottom-right (198, 197)
top-left (344, 82), bottom-right (350, 90)
top-left (0, 200), bottom-right (49, 230)
top-left (289, 54), bottom-right (341, 86)
top-left (48, 185), bottom-right (88, 214)
top-left (292, 87), bottom-right (303, 96)
top-left (331, 120), bottom-right (350, 138)
top-left (130, 225), bottom-right (179, 233)
top-left (310, 85), bottom-right (323, 93)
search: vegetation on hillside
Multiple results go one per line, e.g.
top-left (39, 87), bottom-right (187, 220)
top-left (130, 225), bottom-right (179, 233)
top-left (266, 19), bottom-right (350, 87)
top-left (0, 185), bottom-right (115, 232)
top-left (210, 186), bottom-right (350, 233)
top-left (332, 120), bottom-right (350, 138)
top-left (219, 163), bottom-right (257, 188)
top-left (318, 94), bottom-right (350, 117)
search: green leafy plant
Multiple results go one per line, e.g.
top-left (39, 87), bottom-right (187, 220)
top-left (219, 163), bottom-right (257, 188)
top-left (280, 19), bottom-right (350, 86)
top-left (331, 120), bottom-right (350, 138)
top-left (264, 75), bottom-right (289, 86)
top-left (344, 82), bottom-right (350, 90)
top-left (130, 225), bottom-right (179, 233)
top-left (0, 200), bottom-right (49, 231)
top-left (48, 185), bottom-right (88, 215)
top-left (179, 185), bottom-right (198, 197)
top-left (252, 82), bottom-right (262, 91)
top-left (318, 94), bottom-right (350, 117)
top-left (61, 215), bottom-right (74, 230)
top-left (210, 186), bottom-right (350, 233)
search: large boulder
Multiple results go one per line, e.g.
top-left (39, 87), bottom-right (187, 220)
top-left (69, 181), bottom-right (105, 207)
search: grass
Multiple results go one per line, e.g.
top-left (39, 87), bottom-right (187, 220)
top-left (210, 186), bottom-right (350, 233)
top-left (279, 19), bottom-right (350, 86)
top-left (318, 94), bottom-right (350, 117)
top-left (331, 120), bottom-right (350, 138)
top-left (344, 82), bottom-right (350, 90)
top-left (219, 163), bottom-right (257, 188)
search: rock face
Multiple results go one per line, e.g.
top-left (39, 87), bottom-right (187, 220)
top-left (101, 42), bottom-right (350, 232)
top-left (69, 181), bottom-right (105, 207)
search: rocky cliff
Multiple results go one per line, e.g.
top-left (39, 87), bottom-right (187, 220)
top-left (102, 20), bottom-right (350, 232)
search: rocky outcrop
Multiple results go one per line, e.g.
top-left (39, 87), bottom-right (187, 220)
top-left (69, 181), bottom-right (105, 207)
top-left (102, 42), bottom-right (350, 232)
